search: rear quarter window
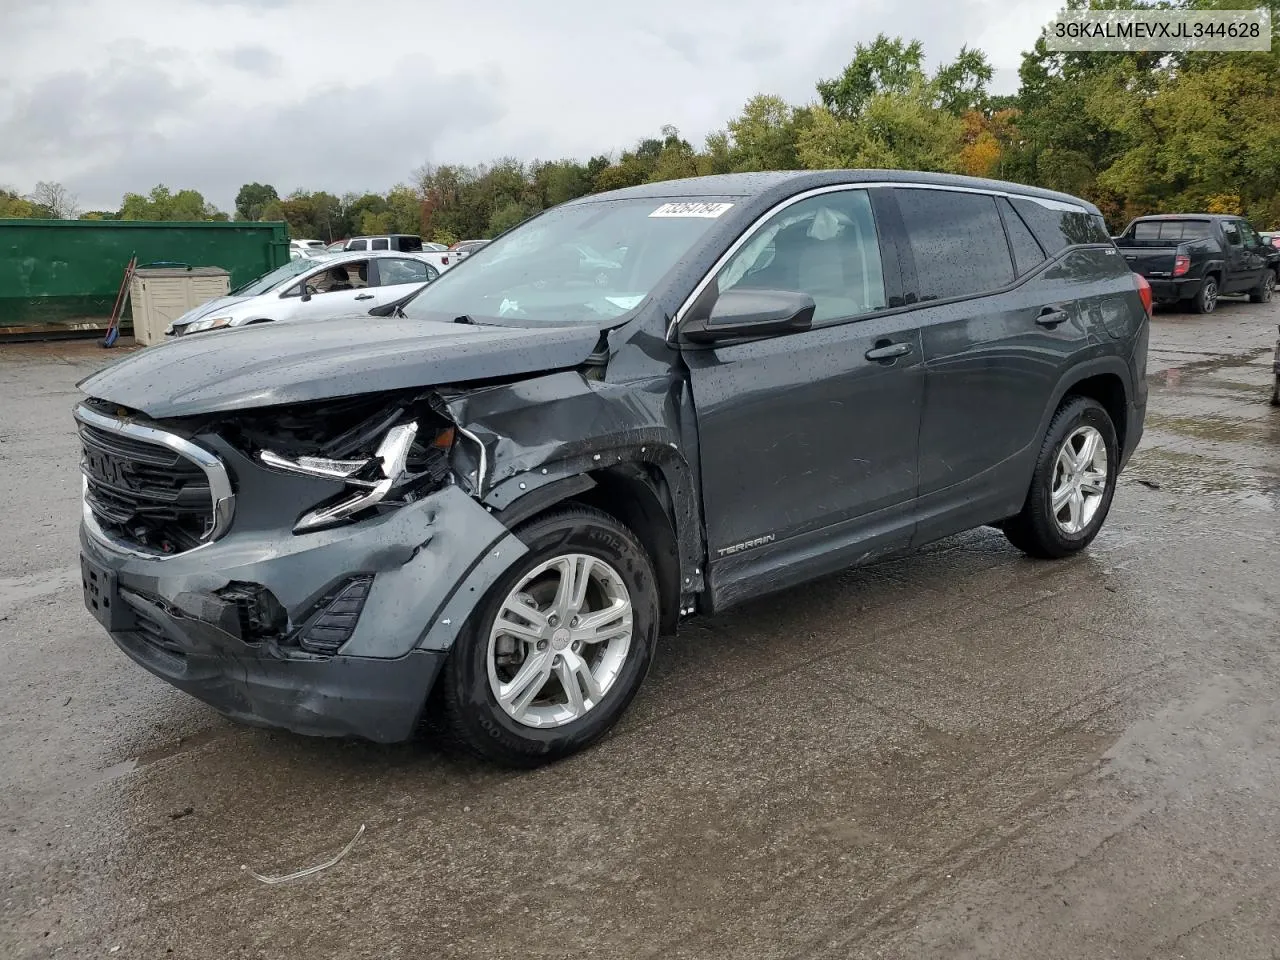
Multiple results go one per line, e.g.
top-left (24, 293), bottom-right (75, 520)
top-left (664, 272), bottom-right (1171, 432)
top-left (1009, 197), bottom-right (1110, 253)
top-left (997, 197), bottom-right (1046, 276)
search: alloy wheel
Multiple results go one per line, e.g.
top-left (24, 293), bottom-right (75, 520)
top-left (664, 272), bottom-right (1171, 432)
top-left (1050, 425), bottom-right (1109, 536)
top-left (486, 554), bottom-right (634, 728)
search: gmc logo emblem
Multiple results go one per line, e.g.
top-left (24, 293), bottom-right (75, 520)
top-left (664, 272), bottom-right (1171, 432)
top-left (83, 450), bottom-right (132, 489)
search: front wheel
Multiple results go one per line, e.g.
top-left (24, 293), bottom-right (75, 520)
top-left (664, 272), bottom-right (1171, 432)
top-left (1002, 396), bottom-right (1119, 559)
top-left (1249, 271), bottom-right (1276, 304)
top-left (436, 505), bottom-right (659, 767)
top-left (1194, 276), bottom-right (1219, 314)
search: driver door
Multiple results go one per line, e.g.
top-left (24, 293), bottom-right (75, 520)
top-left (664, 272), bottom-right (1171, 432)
top-left (294, 259), bottom-right (376, 320)
top-left (679, 187), bottom-right (925, 607)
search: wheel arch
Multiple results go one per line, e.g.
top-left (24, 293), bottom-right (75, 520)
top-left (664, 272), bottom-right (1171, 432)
top-left (1033, 358), bottom-right (1132, 469)
top-left (486, 460), bottom-right (690, 636)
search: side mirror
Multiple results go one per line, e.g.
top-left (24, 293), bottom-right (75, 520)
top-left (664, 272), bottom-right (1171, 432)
top-left (682, 288), bottom-right (816, 343)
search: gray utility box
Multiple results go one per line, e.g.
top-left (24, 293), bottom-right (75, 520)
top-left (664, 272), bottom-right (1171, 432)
top-left (129, 266), bottom-right (230, 346)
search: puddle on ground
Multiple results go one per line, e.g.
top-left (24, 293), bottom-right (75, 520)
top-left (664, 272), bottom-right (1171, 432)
top-left (1126, 445), bottom-right (1278, 510)
top-left (1145, 412), bottom-right (1271, 444)
top-left (1148, 347), bottom-right (1273, 390)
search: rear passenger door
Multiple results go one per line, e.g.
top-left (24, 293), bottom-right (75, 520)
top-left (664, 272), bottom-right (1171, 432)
top-left (1219, 220), bottom-right (1253, 291)
top-left (1232, 220), bottom-right (1269, 290)
top-left (890, 188), bottom-right (1096, 543)
top-left (368, 257), bottom-right (437, 307)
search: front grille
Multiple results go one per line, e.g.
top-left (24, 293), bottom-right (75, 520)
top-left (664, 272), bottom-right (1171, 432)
top-left (76, 407), bottom-right (232, 556)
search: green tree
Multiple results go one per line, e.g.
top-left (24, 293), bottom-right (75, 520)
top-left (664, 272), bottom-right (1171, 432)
top-left (234, 182), bottom-right (279, 221)
top-left (118, 185), bottom-right (223, 221)
top-left (725, 95), bottom-right (806, 171)
top-left (0, 189), bottom-right (36, 218)
top-left (385, 184), bottom-right (423, 234)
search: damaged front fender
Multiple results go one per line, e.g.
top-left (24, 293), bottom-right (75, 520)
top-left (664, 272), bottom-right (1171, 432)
top-left (440, 369), bottom-right (706, 598)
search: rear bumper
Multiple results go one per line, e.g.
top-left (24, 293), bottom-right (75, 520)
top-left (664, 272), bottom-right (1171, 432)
top-left (108, 587), bottom-right (445, 742)
top-left (1147, 277), bottom-right (1203, 301)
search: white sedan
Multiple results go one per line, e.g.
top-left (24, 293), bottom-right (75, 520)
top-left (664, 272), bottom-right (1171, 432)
top-left (166, 251), bottom-right (441, 337)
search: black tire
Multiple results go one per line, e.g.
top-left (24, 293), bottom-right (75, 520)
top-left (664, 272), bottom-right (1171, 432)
top-left (436, 505), bottom-right (659, 767)
top-left (1002, 396), bottom-right (1119, 559)
top-left (1249, 270), bottom-right (1276, 303)
top-left (1194, 276), bottom-right (1219, 314)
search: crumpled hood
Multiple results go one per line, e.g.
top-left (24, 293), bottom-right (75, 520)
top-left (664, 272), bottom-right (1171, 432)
top-left (79, 314), bottom-right (602, 418)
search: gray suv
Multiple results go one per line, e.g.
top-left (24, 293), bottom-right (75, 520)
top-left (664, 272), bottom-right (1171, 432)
top-left (75, 171), bottom-right (1149, 766)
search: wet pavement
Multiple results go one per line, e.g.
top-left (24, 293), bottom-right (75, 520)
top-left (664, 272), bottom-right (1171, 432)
top-left (1, 306), bottom-right (1278, 960)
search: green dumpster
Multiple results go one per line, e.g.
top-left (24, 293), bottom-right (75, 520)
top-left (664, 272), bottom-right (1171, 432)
top-left (0, 219), bottom-right (290, 337)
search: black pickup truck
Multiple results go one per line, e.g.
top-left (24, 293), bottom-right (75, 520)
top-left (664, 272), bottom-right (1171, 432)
top-left (1113, 214), bottom-right (1279, 313)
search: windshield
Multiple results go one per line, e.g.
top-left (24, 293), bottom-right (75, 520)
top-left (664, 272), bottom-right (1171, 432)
top-left (232, 258), bottom-right (318, 296)
top-left (401, 197), bottom-right (734, 324)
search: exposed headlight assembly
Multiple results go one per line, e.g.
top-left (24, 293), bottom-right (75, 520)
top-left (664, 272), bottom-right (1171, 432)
top-left (180, 316), bottom-right (237, 335)
top-left (260, 420), bottom-right (456, 532)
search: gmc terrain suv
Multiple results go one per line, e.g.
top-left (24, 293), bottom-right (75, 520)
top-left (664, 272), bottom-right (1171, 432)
top-left (76, 171), bottom-right (1150, 767)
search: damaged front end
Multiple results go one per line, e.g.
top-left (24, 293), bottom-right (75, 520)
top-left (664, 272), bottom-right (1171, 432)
top-left (76, 390), bottom-right (530, 742)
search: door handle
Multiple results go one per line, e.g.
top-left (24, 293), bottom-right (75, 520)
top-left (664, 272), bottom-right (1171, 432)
top-left (354, 293), bottom-right (375, 301)
top-left (864, 341), bottom-right (912, 361)
top-left (1036, 307), bottom-right (1069, 328)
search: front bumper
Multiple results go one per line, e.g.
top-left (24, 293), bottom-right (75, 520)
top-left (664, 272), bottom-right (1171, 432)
top-left (80, 460), bottom-right (529, 742)
top-left (108, 586), bottom-right (445, 741)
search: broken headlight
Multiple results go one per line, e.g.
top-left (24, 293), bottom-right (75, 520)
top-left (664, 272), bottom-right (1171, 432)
top-left (250, 400), bottom-right (456, 532)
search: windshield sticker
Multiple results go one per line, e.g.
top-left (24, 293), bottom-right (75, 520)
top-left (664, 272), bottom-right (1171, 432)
top-left (605, 295), bottom-right (645, 310)
top-left (649, 201), bottom-right (734, 219)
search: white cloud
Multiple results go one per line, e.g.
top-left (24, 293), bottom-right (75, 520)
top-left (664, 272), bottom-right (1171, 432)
top-left (0, 0), bottom-right (1062, 212)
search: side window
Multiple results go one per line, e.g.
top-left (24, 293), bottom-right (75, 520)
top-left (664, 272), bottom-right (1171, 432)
top-left (1238, 221), bottom-right (1259, 246)
top-left (372, 238), bottom-right (389, 251)
top-left (1008, 197), bottom-right (1110, 253)
top-left (897, 189), bottom-right (1013, 301)
top-left (1223, 222), bottom-right (1242, 246)
top-left (379, 258), bottom-right (431, 286)
top-left (715, 189), bottom-right (887, 324)
top-left (997, 197), bottom-right (1046, 276)
top-left (347, 239), bottom-right (367, 251)
top-left (308, 260), bottom-right (369, 295)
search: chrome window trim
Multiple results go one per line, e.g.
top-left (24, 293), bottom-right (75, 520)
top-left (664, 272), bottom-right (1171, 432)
top-left (666, 181), bottom-right (1091, 341)
top-left (74, 404), bottom-right (236, 560)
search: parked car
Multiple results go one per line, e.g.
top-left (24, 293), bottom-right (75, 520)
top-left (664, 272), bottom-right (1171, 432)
top-left (75, 170), bottom-right (1149, 766)
top-left (289, 239), bottom-right (326, 260)
top-left (346, 235), bottom-right (455, 272)
top-left (1273, 324), bottom-right (1280, 406)
top-left (1113, 214), bottom-right (1279, 313)
top-left (325, 240), bottom-right (347, 253)
top-left (1261, 231), bottom-right (1280, 251)
top-left (451, 239), bottom-right (490, 259)
top-left (163, 251), bottom-right (441, 336)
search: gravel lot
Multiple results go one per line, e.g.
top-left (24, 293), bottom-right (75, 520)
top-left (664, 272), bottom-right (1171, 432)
top-left (2, 304), bottom-right (1278, 959)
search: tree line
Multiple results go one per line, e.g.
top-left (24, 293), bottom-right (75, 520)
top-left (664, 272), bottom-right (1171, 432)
top-left (6, 1), bottom-right (1280, 238)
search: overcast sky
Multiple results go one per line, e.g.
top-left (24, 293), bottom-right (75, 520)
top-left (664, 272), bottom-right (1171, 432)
top-left (0, 0), bottom-right (1061, 213)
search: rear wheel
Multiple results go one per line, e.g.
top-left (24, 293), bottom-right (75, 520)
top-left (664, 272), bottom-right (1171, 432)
top-left (1194, 276), bottom-right (1219, 314)
top-left (437, 505), bottom-right (658, 767)
top-left (1003, 396), bottom-right (1118, 559)
top-left (1249, 271), bottom-right (1276, 303)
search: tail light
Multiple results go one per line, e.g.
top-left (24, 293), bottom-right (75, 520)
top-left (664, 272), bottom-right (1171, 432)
top-left (1173, 254), bottom-right (1191, 277)
top-left (1134, 272), bottom-right (1153, 316)
top-left (441, 255), bottom-right (449, 265)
